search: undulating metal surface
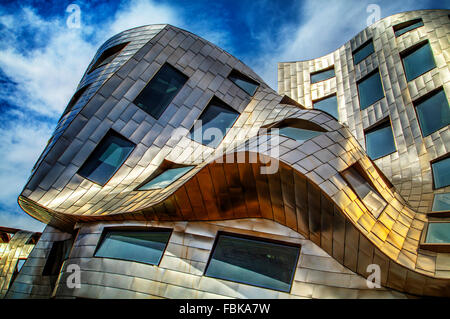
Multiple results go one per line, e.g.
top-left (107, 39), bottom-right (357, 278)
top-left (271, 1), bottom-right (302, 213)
top-left (9, 10), bottom-right (450, 298)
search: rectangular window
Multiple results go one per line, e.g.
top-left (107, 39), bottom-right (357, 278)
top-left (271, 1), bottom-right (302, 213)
top-left (364, 119), bottom-right (396, 160)
top-left (278, 127), bottom-right (323, 143)
top-left (133, 63), bottom-right (188, 120)
top-left (432, 156), bottom-right (450, 189)
top-left (357, 69), bottom-right (384, 110)
top-left (137, 166), bottom-right (194, 191)
top-left (353, 39), bottom-right (374, 65)
top-left (432, 193), bottom-right (450, 212)
top-left (42, 238), bottom-right (74, 290)
top-left (341, 164), bottom-right (387, 218)
top-left (313, 94), bottom-right (339, 120)
top-left (95, 229), bottom-right (171, 265)
top-left (190, 97), bottom-right (240, 148)
top-left (393, 18), bottom-right (424, 37)
top-left (205, 233), bottom-right (300, 292)
top-left (228, 69), bottom-right (259, 96)
top-left (413, 88), bottom-right (450, 137)
top-left (310, 67), bottom-right (335, 84)
top-left (78, 130), bottom-right (135, 186)
top-left (401, 41), bottom-right (436, 81)
top-left (425, 223), bottom-right (450, 244)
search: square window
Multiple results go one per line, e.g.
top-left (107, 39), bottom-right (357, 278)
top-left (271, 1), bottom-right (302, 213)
top-left (310, 67), bottom-right (335, 84)
top-left (357, 69), bottom-right (384, 110)
top-left (137, 165), bottom-right (194, 191)
top-left (432, 193), bottom-right (450, 212)
top-left (78, 130), bottom-right (135, 186)
top-left (414, 88), bottom-right (450, 137)
top-left (190, 97), bottom-right (240, 148)
top-left (95, 229), bottom-right (171, 265)
top-left (401, 41), bottom-right (436, 81)
top-left (432, 156), bottom-right (450, 189)
top-left (313, 94), bottom-right (339, 120)
top-left (228, 69), bottom-right (259, 96)
top-left (393, 18), bottom-right (424, 37)
top-left (353, 40), bottom-right (374, 65)
top-left (341, 164), bottom-right (387, 218)
top-left (133, 63), bottom-right (188, 119)
top-left (364, 119), bottom-right (396, 160)
top-left (205, 233), bottom-right (300, 292)
top-left (425, 223), bottom-right (450, 244)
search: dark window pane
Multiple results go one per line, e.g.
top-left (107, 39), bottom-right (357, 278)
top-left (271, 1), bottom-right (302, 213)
top-left (88, 42), bottom-right (128, 74)
top-left (190, 98), bottom-right (239, 148)
top-left (341, 166), bottom-right (387, 218)
top-left (228, 70), bottom-right (259, 96)
top-left (95, 230), bottom-right (171, 265)
top-left (357, 70), bottom-right (384, 110)
top-left (402, 42), bottom-right (436, 81)
top-left (414, 89), bottom-right (450, 137)
top-left (394, 19), bottom-right (424, 37)
top-left (432, 157), bottom-right (450, 189)
top-left (133, 64), bottom-right (188, 119)
top-left (278, 127), bottom-right (323, 143)
top-left (426, 223), bottom-right (450, 243)
top-left (313, 94), bottom-right (339, 119)
top-left (432, 193), bottom-right (450, 212)
top-left (311, 68), bottom-right (335, 84)
top-left (365, 121), bottom-right (396, 160)
top-left (205, 234), bottom-right (299, 292)
top-left (353, 40), bottom-right (374, 64)
top-left (138, 166), bottom-right (194, 190)
top-left (42, 238), bottom-right (74, 290)
top-left (78, 131), bottom-right (135, 186)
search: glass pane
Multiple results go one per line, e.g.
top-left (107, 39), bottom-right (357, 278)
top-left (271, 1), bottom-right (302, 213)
top-left (313, 95), bottom-right (339, 119)
top-left (278, 127), bottom-right (323, 143)
top-left (206, 234), bottom-right (299, 292)
top-left (426, 223), bottom-right (450, 243)
top-left (133, 64), bottom-right (188, 119)
top-left (228, 71), bottom-right (259, 96)
top-left (190, 99), bottom-right (239, 148)
top-left (353, 41), bottom-right (374, 64)
top-left (394, 20), bottom-right (424, 37)
top-left (78, 131), bottom-right (135, 185)
top-left (432, 157), bottom-right (450, 189)
top-left (415, 89), bottom-right (450, 137)
top-left (432, 193), bottom-right (450, 212)
top-left (311, 68), bottom-right (335, 84)
top-left (402, 42), bottom-right (435, 81)
top-left (95, 230), bottom-right (171, 265)
top-left (16, 259), bottom-right (26, 272)
top-left (341, 166), bottom-right (387, 218)
top-left (365, 122), bottom-right (396, 160)
top-left (138, 166), bottom-right (194, 190)
top-left (357, 71), bottom-right (384, 110)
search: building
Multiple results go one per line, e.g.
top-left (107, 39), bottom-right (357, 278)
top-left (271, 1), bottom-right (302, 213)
top-left (3, 9), bottom-right (450, 299)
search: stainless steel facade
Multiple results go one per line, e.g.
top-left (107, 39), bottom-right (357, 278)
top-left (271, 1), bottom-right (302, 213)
top-left (3, 10), bottom-right (450, 298)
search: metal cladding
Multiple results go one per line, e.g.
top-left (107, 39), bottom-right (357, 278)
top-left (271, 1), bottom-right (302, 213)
top-left (6, 10), bottom-right (450, 299)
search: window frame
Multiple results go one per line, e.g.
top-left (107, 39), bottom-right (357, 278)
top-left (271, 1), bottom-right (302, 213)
top-left (204, 231), bottom-right (301, 293)
top-left (412, 87), bottom-right (449, 137)
top-left (352, 39), bottom-right (375, 65)
top-left (393, 18), bottom-right (424, 37)
top-left (400, 40), bottom-right (436, 82)
top-left (363, 117), bottom-right (397, 160)
top-left (77, 129), bottom-right (136, 186)
top-left (227, 69), bottom-right (260, 96)
top-left (430, 153), bottom-right (450, 190)
top-left (420, 219), bottom-right (450, 253)
top-left (310, 66), bottom-right (336, 84)
top-left (93, 226), bottom-right (173, 266)
top-left (133, 62), bottom-right (189, 120)
top-left (356, 68), bottom-right (385, 110)
top-left (189, 95), bottom-right (241, 148)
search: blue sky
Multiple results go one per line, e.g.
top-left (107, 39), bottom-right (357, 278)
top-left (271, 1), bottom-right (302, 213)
top-left (0, 0), bottom-right (448, 232)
